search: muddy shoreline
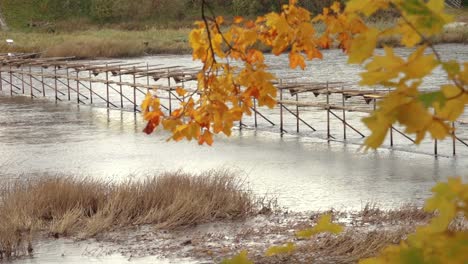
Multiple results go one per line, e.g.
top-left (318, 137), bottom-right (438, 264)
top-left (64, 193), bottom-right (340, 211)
top-left (8, 206), bottom-right (445, 264)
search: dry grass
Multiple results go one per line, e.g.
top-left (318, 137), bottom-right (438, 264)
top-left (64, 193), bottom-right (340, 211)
top-left (253, 228), bottom-right (412, 264)
top-left (349, 203), bottom-right (433, 226)
top-left (1, 18), bottom-right (467, 59)
top-left (0, 170), bottom-right (255, 259)
top-left (0, 28), bottom-right (191, 58)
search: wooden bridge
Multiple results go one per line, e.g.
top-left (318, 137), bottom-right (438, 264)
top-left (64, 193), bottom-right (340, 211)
top-left (445, 0), bottom-right (463, 8)
top-left (1, 53), bottom-right (467, 157)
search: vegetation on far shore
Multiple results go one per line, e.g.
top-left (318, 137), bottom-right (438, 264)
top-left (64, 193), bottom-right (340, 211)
top-left (0, 28), bottom-right (192, 58)
top-left (0, 1), bottom-right (467, 58)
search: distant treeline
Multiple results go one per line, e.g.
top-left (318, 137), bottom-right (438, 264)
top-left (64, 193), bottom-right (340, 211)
top-left (1, 0), bottom-right (346, 29)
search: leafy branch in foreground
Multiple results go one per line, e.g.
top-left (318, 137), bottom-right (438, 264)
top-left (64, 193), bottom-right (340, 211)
top-left (142, 0), bottom-right (467, 153)
top-left (141, 0), bottom-right (468, 262)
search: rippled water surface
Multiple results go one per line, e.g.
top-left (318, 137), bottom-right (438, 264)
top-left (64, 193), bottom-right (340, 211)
top-left (1, 44), bottom-right (468, 263)
top-left (1, 97), bottom-right (467, 211)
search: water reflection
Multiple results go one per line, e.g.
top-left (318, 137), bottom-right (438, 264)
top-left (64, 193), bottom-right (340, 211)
top-left (0, 96), bottom-right (467, 212)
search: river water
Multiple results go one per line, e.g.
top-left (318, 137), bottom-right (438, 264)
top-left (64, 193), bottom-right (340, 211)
top-left (1, 44), bottom-right (467, 263)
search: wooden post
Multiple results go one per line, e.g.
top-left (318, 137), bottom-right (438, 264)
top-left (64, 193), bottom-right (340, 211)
top-left (10, 64), bottom-right (13, 96)
top-left (106, 65), bottom-right (110, 108)
top-left (373, 87), bottom-right (376, 110)
top-left (9, 65), bottom-right (13, 96)
top-left (390, 127), bottom-right (394, 147)
top-left (452, 122), bottom-right (456, 156)
top-left (54, 66), bottom-right (58, 102)
top-left (326, 81), bottom-right (330, 140)
top-left (254, 98), bottom-right (258, 128)
top-left (146, 62), bottom-right (150, 94)
top-left (0, 66), bottom-right (3, 92)
top-left (66, 67), bottom-right (71, 101)
top-left (167, 69), bottom-right (172, 115)
top-left (239, 101), bottom-right (243, 131)
top-left (342, 85), bottom-right (346, 140)
top-left (119, 66), bottom-right (123, 108)
top-left (76, 70), bottom-right (80, 104)
top-left (434, 108), bottom-right (438, 157)
top-left (29, 65), bottom-right (33, 98)
top-left (389, 87), bottom-right (393, 147)
top-left (280, 80), bottom-right (284, 135)
top-left (41, 67), bottom-right (45, 97)
top-left (133, 67), bottom-right (137, 112)
top-left (296, 92), bottom-right (299, 133)
top-left (89, 71), bottom-right (93, 104)
top-left (181, 79), bottom-right (186, 102)
top-left (21, 65), bottom-right (25, 94)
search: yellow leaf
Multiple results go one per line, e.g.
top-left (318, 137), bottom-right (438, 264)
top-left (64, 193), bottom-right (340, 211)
top-left (331, 2), bottom-right (341, 13)
top-left (428, 120), bottom-right (450, 140)
top-left (162, 119), bottom-right (181, 131)
top-left (396, 21), bottom-right (421, 47)
top-left (265, 242), bottom-right (296, 257)
top-left (141, 92), bottom-right (153, 111)
top-left (348, 28), bottom-right (379, 64)
top-left (397, 101), bottom-right (432, 142)
top-left (265, 13), bottom-right (289, 35)
top-left (403, 46), bottom-right (438, 79)
top-left (221, 251), bottom-right (253, 264)
top-left (363, 115), bottom-right (391, 149)
top-left (296, 214), bottom-right (343, 239)
top-left (436, 85), bottom-right (468, 121)
top-left (345, 0), bottom-right (389, 17)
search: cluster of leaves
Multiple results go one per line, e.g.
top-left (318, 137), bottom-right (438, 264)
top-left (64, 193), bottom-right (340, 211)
top-left (143, 0), bottom-right (467, 150)
top-left (141, 0), bottom-right (467, 263)
top-left (345, 0), bottom-right (468, 149)
top-left (142, 0), bottom-right (369, 144)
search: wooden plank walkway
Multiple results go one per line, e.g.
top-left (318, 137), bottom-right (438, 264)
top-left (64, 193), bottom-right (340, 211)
top-left (0, 53), bottom-right (466, 157)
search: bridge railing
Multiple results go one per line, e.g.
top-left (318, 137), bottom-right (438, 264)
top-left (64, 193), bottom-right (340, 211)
top-left (446, 0), bottom-right (462, 8)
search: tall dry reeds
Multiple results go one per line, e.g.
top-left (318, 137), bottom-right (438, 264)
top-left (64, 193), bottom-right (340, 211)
top-left (0, 170), bottom-right (255, 259)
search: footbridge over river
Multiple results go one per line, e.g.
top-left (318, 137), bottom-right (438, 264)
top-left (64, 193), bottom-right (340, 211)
top-left (1, 53), bottom-right (467, 157)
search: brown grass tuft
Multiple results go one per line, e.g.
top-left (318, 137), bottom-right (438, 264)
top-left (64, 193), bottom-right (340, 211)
top-left (0, 170), bottom-right (254, 259)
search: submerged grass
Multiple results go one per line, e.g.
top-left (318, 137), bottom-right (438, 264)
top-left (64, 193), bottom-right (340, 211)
top-left (0, 170), bottom-right (255, 259)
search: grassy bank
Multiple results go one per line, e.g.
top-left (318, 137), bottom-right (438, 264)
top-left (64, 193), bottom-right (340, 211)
top-left (0, 6), bottom-right (466, 58)
top-left (1, 23), bottom-right (467, 59)
top-left (0, 28), bottom-right (192, 58)
top-left (0, 170), bottom-right (256, 259)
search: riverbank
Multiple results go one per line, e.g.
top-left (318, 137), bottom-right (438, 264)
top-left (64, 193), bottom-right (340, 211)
top-left (0, 28), bottom-right (192, 58)
top-left (7, 199), bottom-right (467, 264)
top-left (1, 171), bottom-right (466, 263)
top-left (0, 171), bottom-right (258, 259)
top-left (1, 24), bottom-right (466, 59)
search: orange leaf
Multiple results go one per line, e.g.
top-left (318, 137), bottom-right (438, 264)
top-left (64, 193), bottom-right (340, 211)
top-left (198, 130), bottom-right (214, 146)
top-left (143, 120), bottom-right (158, 135)
top-left (176, 87), bottom-right (187, 97)
top-left (233, 16), bottom-right (244, 24)
top-left (289, 52), bottom-right (306, 70)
